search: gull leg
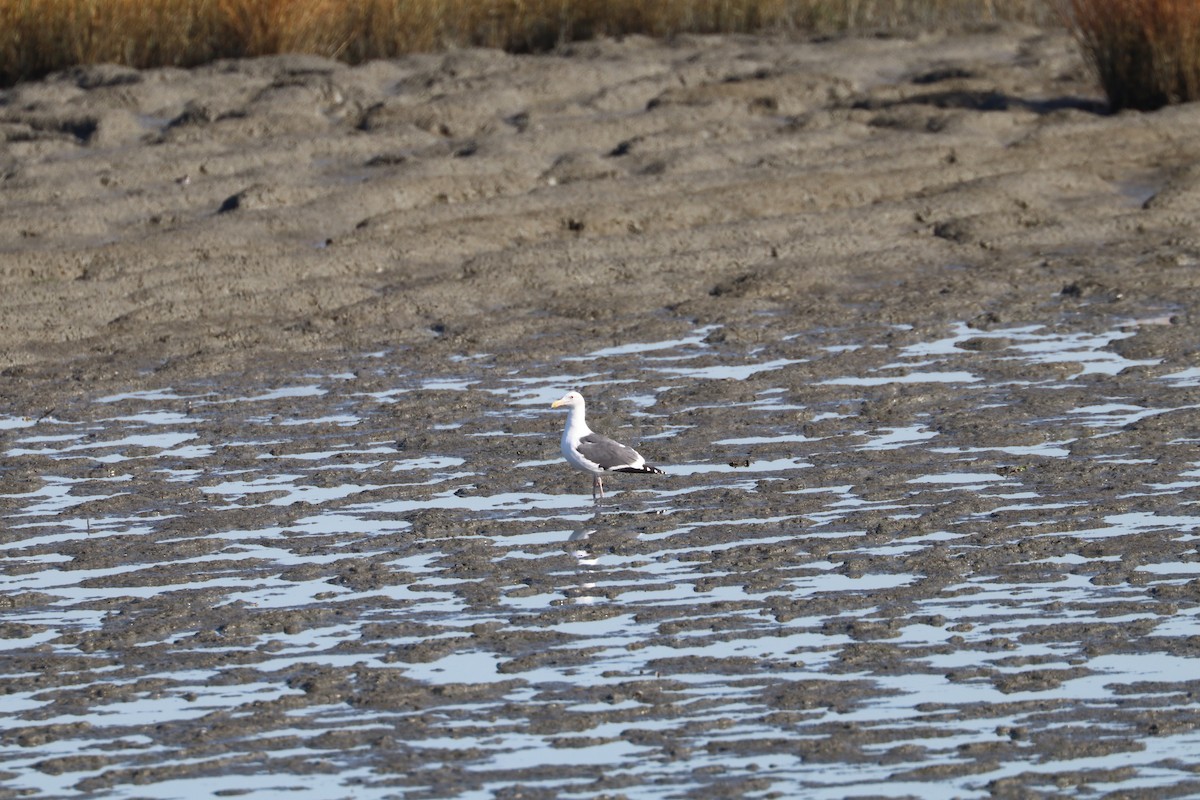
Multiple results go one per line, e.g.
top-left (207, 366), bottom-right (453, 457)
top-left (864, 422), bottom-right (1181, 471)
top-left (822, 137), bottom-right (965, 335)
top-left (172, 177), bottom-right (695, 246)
top-left (592, 475), bottom-right (604, 500)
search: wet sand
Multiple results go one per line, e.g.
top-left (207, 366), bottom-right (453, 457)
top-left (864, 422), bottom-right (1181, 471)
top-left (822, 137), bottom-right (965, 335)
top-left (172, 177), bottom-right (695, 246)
top-left (4, 23), bottom-right (1200, 799)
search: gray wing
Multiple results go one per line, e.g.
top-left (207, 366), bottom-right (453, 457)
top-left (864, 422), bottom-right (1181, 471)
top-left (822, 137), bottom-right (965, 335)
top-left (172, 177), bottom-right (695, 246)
top-left (576, 433), bottom-right (642, 470)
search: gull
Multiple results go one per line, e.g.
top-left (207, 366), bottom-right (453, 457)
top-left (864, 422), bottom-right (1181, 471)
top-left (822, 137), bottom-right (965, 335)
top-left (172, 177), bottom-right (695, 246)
top-left (551, 391), bottom-right (664, 500)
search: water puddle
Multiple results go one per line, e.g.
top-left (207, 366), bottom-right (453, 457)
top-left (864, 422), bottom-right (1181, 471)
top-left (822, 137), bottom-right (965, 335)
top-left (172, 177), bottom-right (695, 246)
top-left (2, 317), bottom-right (1197, 798)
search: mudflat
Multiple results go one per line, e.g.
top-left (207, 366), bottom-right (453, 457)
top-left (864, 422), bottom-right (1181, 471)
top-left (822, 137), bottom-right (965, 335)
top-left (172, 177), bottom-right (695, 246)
top-left (6, 22), bottom-right (1199, 390)
top-left (3, 23), bottom-right (1200, 798)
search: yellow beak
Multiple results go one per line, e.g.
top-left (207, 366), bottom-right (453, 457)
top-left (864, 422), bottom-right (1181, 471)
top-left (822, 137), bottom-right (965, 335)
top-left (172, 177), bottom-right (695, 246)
top-left (551, 399), bottom-right (566, 408)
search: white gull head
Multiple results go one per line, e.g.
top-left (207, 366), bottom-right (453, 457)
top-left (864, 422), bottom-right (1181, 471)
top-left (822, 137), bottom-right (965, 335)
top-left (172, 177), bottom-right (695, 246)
top-left (551, 391), bottom-right (585, 411)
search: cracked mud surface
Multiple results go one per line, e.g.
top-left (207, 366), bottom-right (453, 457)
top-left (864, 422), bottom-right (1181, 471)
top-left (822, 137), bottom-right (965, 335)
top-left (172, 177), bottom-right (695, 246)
top-left (3, 23), bottom-right (1200, 799)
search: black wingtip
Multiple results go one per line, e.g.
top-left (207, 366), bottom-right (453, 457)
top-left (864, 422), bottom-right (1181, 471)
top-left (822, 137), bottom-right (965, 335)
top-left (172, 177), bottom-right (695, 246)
top-left (614, 465), bottom-right (665, 475)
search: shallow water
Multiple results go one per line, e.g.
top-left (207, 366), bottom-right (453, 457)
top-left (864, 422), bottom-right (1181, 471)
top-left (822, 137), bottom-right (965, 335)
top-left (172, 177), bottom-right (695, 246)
top-left (3, 316), bottom-right (1200, 798)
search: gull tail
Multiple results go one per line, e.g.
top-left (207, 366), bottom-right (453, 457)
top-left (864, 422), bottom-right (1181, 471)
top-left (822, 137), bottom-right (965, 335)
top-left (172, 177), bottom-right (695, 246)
top-left (614, 465), bottom-right (665, 475)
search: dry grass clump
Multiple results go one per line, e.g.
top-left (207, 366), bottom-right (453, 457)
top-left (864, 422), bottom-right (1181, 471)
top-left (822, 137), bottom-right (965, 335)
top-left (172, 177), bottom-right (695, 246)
top-left (1063, 0), bottom-right (1200, 110)
top-left (0, 0), bottom-right (225, 82)
top-left (0, 0), bottom-right (1052, 87)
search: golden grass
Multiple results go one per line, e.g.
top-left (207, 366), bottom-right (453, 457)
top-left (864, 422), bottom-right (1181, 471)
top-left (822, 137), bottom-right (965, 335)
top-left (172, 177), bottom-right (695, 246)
top-left (0, 0), bottom-right (1052, 87)
top-left (1063, 0), bottom-right (1200, 110)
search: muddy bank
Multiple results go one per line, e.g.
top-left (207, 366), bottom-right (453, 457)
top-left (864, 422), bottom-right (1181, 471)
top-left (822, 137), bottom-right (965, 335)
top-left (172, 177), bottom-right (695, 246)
top-left (2, 24), bottom-right (1199, 396)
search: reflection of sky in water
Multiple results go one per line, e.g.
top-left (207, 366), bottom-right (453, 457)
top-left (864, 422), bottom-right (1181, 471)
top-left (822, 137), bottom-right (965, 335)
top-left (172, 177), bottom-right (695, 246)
top-left (650, 357), bottom-right (805, 381)
top-left (1161, 366), bottom-right (1200, 386)
top-left (3, 319), bottom-right (1198, 800)
top-left (8, 431), bottom-right (201, 458)
top-left (566, 325), bottom-right (719, 360)
top-left (822, 321), bottom-right (1161, 386)
top-left (858, 424), bottom-right (938, 450)
top-left (824, 369), bottom-right (981, 386)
